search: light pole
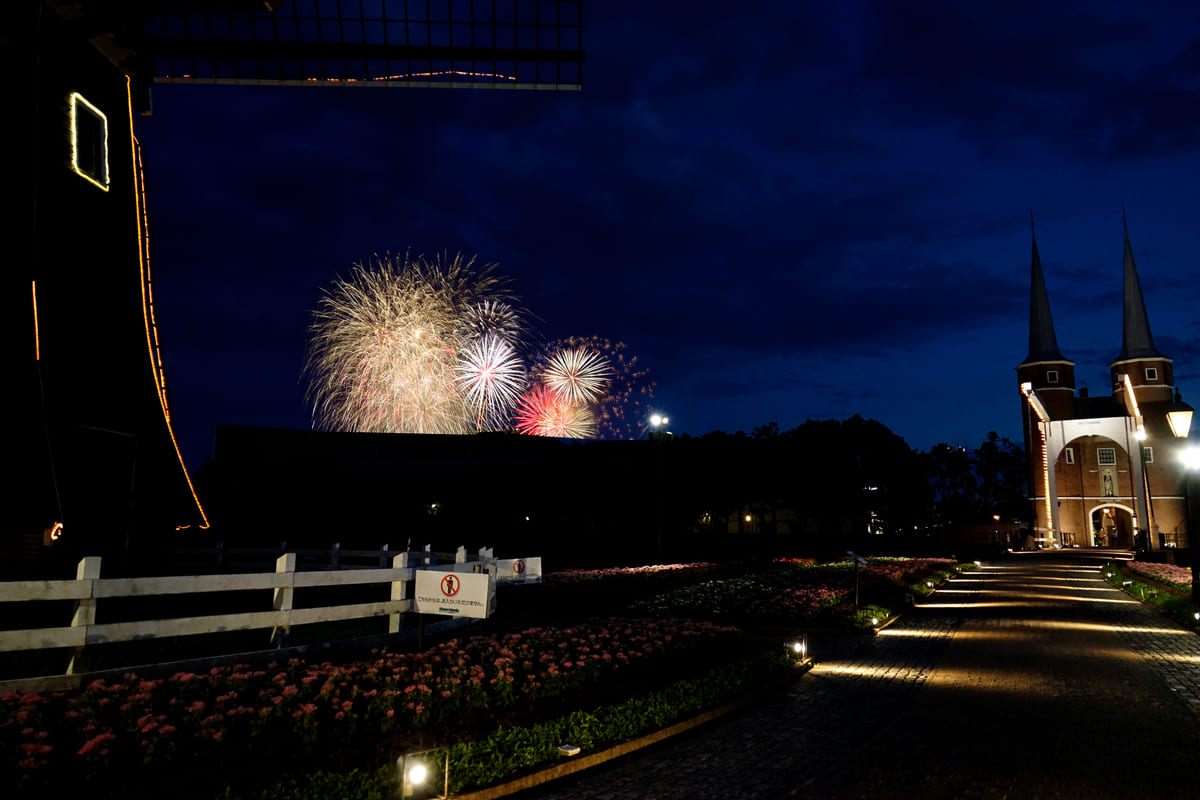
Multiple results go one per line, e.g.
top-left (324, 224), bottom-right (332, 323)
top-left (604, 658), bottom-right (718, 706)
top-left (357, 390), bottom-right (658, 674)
top-left (1183, 447), bottom-right (1200, 604)
top-left (649, 413), bottom-right (670, 550)
top-left (1165, 404), bottom-right (1195, 600)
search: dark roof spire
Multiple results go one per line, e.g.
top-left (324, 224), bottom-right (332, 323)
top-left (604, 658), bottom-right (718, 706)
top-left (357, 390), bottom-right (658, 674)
top-left (1116, 223), bottom-right (1164, 361)
top-left (1024, 217), bottom-right (1067, 363)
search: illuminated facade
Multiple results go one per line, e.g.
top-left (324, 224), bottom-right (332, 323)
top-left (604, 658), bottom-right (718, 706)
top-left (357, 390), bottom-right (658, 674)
top-left (1016, 226), bottom-right (1193, 550)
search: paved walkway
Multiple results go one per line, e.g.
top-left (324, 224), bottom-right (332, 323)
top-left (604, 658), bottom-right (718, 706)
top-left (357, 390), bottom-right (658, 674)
top-left (512, 551), bottom-right (1200, 799)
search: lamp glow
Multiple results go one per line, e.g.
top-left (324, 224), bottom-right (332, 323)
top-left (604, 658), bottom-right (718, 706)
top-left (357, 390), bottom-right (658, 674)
top-left (1167, 408), bottom-right (1193, 440)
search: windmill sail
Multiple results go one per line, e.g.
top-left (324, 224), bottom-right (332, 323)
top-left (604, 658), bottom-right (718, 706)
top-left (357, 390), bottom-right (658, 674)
top-left (146, 0), bottom-right (584, 89)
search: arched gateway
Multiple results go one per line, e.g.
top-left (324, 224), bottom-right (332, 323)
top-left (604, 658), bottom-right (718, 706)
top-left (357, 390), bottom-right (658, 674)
top-left (1016, 218), bottom-right (1193, 550)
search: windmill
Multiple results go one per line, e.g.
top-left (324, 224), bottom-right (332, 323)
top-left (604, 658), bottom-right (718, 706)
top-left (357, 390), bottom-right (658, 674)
top-left (7, 1), bottom-right (583, 570)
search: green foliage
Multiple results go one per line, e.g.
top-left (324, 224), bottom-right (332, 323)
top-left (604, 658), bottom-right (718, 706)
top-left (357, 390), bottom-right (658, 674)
top-left (1103, 562), bottom-right (1200, 629)
top-left (844, 604), bottom-right (892, 629)
top-left (444, 649), bottom-right (796, 795)
top-left (216, 768), bottom-right (390, 800)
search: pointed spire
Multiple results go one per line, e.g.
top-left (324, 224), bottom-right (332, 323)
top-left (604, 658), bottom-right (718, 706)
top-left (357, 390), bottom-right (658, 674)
top-left (1024, 216), bottom-right (1066, 363)
top-left (1116, 226), bottom-right (1164, 361)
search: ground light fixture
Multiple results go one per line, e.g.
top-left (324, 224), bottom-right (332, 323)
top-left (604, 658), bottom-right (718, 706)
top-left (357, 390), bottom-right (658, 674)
top-left (398, 747), bottom-right (449, 799)
top-left (785, 634), bottom-right (808, 661)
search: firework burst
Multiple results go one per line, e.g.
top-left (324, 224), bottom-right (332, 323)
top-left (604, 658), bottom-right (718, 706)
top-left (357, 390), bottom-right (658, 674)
top-left (530, 336), bottom-right (655, 439)
top-left (459, 300), bottom-right (528, 345)
top-left (455, 335), bottom-right (526, 429)
top-left (513, 385), bottom-right (595, 438)
top-left (542, 346), bottom-right (613, 405)
top-left (304, 252), bottom-right (523, 434)
top-left (306, 253), bottom-right (654, 439)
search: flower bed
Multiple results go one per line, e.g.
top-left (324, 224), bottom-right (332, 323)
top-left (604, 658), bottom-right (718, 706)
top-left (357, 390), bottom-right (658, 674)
top-left (1106, 560), bottom-right (1200, 630)
top-left (627, 557), bottom-right (959, 625)
top-left (1, 618), bottom-right (749, 799)
top-left (1126, 560), bottom-right (1193, 592)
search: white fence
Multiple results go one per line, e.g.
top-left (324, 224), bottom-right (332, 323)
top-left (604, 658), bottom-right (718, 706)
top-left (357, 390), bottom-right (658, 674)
top-left (0, 544), bottom-right (539, 693)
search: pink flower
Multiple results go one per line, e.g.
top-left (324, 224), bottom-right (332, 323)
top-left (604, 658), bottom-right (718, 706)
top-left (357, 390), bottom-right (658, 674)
top-left (78, 732), bottom-right (117, 756)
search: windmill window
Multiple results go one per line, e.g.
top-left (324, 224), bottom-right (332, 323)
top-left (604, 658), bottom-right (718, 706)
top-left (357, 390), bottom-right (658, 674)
top-left (1146, 367), bottom-right (1158, 381)
top-left (1097, 447), bottom-right (1117, 466)
top-left (1046, 370), bottom-right (1059, 384)
top-left (68, 93), bottom-right (109, 191)
top-left (1065, 447), bottom-right (1075, 465)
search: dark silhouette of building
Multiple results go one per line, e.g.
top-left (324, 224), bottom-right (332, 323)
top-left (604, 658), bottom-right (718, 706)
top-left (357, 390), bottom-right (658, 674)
top-left (7, 2), bottom-right (583, 571)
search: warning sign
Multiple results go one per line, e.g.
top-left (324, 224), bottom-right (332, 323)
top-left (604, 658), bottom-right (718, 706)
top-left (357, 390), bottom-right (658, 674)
top-left (414, 570), bottom-right (492, 618)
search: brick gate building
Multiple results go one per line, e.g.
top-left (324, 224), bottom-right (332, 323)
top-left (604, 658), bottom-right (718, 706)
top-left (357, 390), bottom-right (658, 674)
top-left (1017, 222), bottom-right (1194, 550)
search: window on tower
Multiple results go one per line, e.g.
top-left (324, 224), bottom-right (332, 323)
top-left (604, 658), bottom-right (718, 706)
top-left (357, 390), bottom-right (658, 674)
top-left (1143, 446), bottom-right (1154, 464)
top-left (1065, 447), bottom-right (1075, 464)
top-left (1146, 367), bottom-right (1158, 382)
top-left (1046, 370), bottom-right (1059, 384)
top-left (69, 92), bottom-right (109, 191)
top-left (1097, 447), bottom-right (1117, 466)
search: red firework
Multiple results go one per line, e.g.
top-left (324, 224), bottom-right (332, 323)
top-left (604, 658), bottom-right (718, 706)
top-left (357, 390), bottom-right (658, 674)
top-left (513, 385), bottom-right (595, 438)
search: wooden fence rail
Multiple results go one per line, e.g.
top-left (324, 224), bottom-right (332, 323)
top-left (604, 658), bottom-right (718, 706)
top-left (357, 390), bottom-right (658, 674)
top-left (0, 544), bottom-right (516, 693)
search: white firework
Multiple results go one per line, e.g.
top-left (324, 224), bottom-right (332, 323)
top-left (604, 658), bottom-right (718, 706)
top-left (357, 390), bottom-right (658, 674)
top-left (542, 347), bottom-right (613, 405)
top-left (455, 335), bottom-right (526, 430)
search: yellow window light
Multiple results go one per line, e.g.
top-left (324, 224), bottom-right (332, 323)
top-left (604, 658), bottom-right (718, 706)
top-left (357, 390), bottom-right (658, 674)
top-left (69, 92), bottom-right (110, 191)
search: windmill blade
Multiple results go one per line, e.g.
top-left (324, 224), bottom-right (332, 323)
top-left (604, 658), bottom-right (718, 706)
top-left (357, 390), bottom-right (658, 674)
top-left (145, 0), bottom-right (583, 89)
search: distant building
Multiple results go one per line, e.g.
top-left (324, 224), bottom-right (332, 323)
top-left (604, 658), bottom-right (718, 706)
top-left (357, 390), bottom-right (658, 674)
top-left (1016, 223), bottom-right (1193, 550)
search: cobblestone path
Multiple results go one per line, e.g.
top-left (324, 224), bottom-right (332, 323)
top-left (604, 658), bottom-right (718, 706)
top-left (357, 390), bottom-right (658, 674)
top-left (513, 552), bottom-right (1200, 799)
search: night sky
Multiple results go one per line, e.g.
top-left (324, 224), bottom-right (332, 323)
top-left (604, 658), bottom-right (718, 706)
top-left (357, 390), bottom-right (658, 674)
top-left (133, 1), bottom-right (1200, 472)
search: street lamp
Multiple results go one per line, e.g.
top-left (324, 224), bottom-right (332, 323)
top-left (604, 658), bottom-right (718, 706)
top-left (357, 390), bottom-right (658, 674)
top-left (1183, 446), bottom-right (1200, 604)
top-left (1166, 404), bottom-right (1197, 601)
top-left (648, 412), bottom-right (670, 550)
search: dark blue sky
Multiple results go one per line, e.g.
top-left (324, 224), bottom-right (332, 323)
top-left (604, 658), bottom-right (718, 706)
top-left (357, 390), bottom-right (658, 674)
top-left (134, 0), bottom-right (1200, 471)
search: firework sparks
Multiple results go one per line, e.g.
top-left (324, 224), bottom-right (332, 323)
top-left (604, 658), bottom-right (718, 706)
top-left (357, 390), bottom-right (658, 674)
top-left (455, 335), bottom-right (526, 429)
top-left (306, 253), bottom-right (654, 439)
top-left (460, 300), bottom-right (527, 345)
top-left (530, 336), bottom-right (656, 439)
top-left (513, 385), bottom-right (595, 438)
top-left (304, 252), bottom-right (521, 434)
top-left (542, 346), bottom-right (613, 405)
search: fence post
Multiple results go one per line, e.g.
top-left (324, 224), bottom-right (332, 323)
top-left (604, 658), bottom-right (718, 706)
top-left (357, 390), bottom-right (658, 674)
top-left (331, 542), bottom-right (341, 570)
top-left (271, 553), bottom-right (296, 648)
top-left (455, 546), bottom-right (466, 565)
top-left (66, 556), bottom-right (102, 675)
top-left (379, 543), bottom-right (390, 568)
top-left (422, 544), bottom-right (432, 567)
top-left (216, 540), bottom-right (224, 571)
top-left (389, 552), bottom-right (409, 634)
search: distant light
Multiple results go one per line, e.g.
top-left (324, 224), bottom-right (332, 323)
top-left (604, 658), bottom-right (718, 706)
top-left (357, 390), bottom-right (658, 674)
top-left (407, 762), bottom-right (427, 785)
